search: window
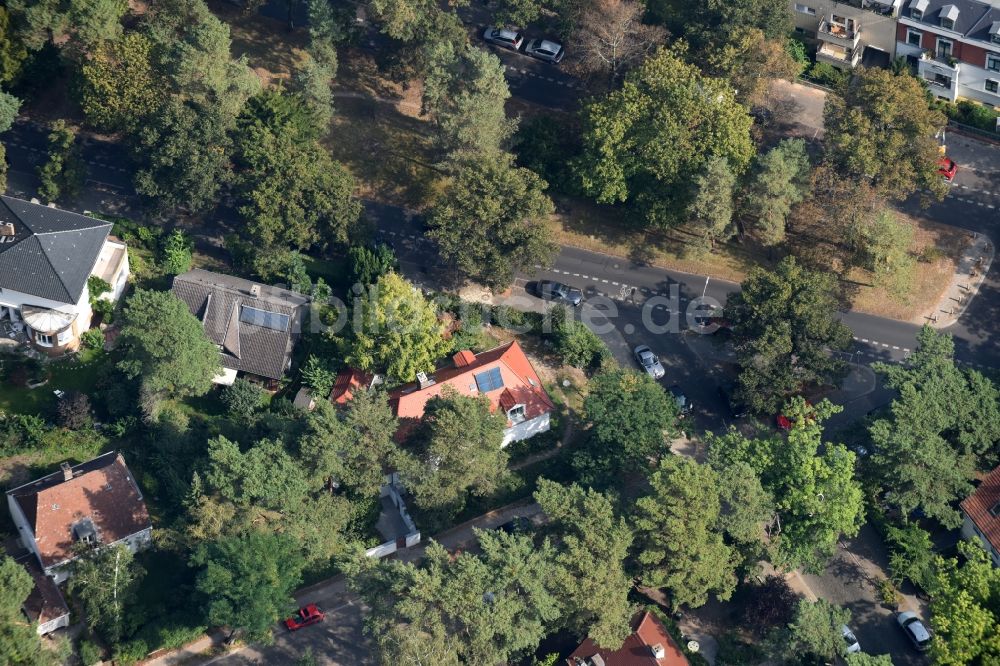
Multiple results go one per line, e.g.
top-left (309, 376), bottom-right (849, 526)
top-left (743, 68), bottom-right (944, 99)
top-left (987, 79), bottom-right (1000, 94)
top-left (907, 29), bottom-right (923, 46)
top-left (934, 73), bottom-right (952, 88)
top-left (794, 26), bottom-right (817, 38)
top-left (474, 368), bottom-right (504, 392)
top-left (988, 53), bottom-right (1000, 72)
top-left (794, 3), bottom-right (816, 15)
top-left (507, 404), bottom-right (526, 423)
top-left (941, 18), bottom-right (954, 30)
top-left (239, 306), bottom-right (290, 332)
top-left (990, 501), bottom-right (1000, 517)
top-left (936, 38), bottom-right (953, 59)
top-left (993, 33), bottom-right (1000, 46)
top-left (35, 332), bottom-right (52, 347)
top-left (56, 329), bottom-right (73, 345)
top-left (911, 8), bottom-right (923, 20)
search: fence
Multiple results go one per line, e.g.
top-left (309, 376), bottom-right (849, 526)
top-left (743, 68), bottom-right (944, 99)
top-left (947, 119), bottom-right (1000, 144)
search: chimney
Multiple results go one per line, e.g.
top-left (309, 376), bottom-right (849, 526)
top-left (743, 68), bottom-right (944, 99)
top-left (651, 644), bottom-right (666, 659)
top-left (416, 371), bottom-right (435, 389)
top-left (249, 284), bottom-right (261, 298)
top-left (0, 222), bottom-right (14, 237)
top-left (452, 350), bottom-right (475, 367)
top-left (60, 462), bottom-right (72, 482)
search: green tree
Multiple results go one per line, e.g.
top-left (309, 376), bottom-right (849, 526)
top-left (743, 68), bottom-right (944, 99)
top-left (0, 555), bottom-right (46, 665)
top-left (869, 327), bottom-right (1000, 527)
top-left (161, 229), bottom-right (193, 275)
top-left (576, 368), bottom-right (678, 480)
top-left (535, 479), bottom-right (633, 648)
top-left (0, 89), bottom-right (19, 132)
top-left (0, 8), bottom-right (28, 84)
top-left (346, 272), bottom-right (451, 383)
top-left (824, 67), bottom-right (948, 201)
top-left (428, 152), bottom-right (556, 290)
top-left (705, 28), bottom-right (799, 108)
top-left (716, 461), bottom-right (775, 566)
top-left (634, 456), bottom-right (739, 609)
top-left (400, 389), bottom-right (509, 523)
top-left (221, 378), bottom-right (265, 418)
top-left (574, 46), bottom-right (754, 228)
top-left (551, 307), bottom-right (609, 370)
top-left (423, 44), bottom-right (515, 156)
top-left (743, 138), bottom-right (811, 246)
top-left (79, 32), bottom-right (158, 133)
top-left (300, 391), bottom-right (400, 501)
top-left (205, 436), bottom-right (311, 511)
top-left (192, 531), bottom-right (304, 642)
top-left (929, 541), bottom-right (1000, 666)
top-left (67, 543), bottom-right (145, 645)
top-left (686, 155), bottom-right (736, 251)
top-left (348, 244), bottom-right (398, 287)
top-left (848, 209), bottom-right (915, 296)
top-left (708, 399), bottom-right (865, 571)
top-left (845, 655), bottom-right (894, 666)
top-left (350, 533), bottom-right (560, 665)
top-left (785, 599), bottom-right (852, 661)
top-left (37, 120), bottom-right (84, 202)
top-left (647, 0), bottom-right (791, 48)
top-left (300, 355), bottom-right (337, 397)
top-left (117, 289), bottom-right (220, 411)
top-left (727, 256), bottom-right (852, 414)
top-left (8, 0), bottom-right (126, 52)
top-left (369, 0), bottom-right (466, 44)
top-left (886, 523), bottom-right (936, 592)
top-left (233, 89), bottom-right (361, 277)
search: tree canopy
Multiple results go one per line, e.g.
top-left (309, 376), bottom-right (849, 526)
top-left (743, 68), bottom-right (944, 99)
top-left (68, 543), bottom-right (145, 645)
top-left (428, 152), bottom-right (556, 290)
top-left (929, 541), bottom-right (1000, 666)
top-left (574, 46), bottom-right (754, 228)
top-left (117, 289), bottom-right (220, 413)
top-left (0, 556), bottom-right (45, 665)
top-left (824, 67), bottom-right (948, 201)
top-left (346, 272), bottom-right (451, 383)
top-left (726, 256), bottom-right (853, 414)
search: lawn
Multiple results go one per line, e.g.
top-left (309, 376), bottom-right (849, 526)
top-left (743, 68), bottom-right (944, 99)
top-left (0, 347), bottom-right (108, 416)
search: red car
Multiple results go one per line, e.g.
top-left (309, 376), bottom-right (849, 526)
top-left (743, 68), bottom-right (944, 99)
top-left (938, 157), bottom-right (958, 181)
top-left (284, 604), bottom-right (325, 631)
top-left (777, 401), bottom-right (814, 431)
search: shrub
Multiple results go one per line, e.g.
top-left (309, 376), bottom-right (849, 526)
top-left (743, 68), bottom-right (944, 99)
top-left (222, 378), bottom-right (265, 418)
top-left (161, 229), bottom-right (193, 275)
top-left (87, 275), bottom-right (111, 301)
top-left (112, 639), bottom-right (149, 666)
top-left (80, 328), bottom-right (105, 350)
top-left (78, 639), bottom-right (102, 666)
top-left (92, 297), bottom-right (115, 324)
top-left (348, 243), bottom-right (397, 286)
top-left (57, 391), bottom-right (92, 429)
top-left (785, 37), bottom-right (809, 76)
top-left (549, 306), bottom-right (609, 371)
top-left (301, 355), bottom-right (337, 396)
top-left (806, 62), bottom-right (849, 89)
top-left (945, 99), bottom-right (1000, 132)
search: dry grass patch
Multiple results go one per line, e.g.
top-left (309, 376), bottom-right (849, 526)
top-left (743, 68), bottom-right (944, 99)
top-left (847, 212), bottom-right (970, 321)
top-left (209, 0), bottom-right (310, 86)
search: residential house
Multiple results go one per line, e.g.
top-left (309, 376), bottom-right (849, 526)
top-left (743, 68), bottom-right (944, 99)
top-left (7, 452), bottom-right (152, 584)
top-left (896, 0), bottom-right (1000, 105)
top-left (388, 340), bottom-right (555, 447)
top-left (960, 464), bottom-right (1000, 565)
top-left (15, 554), bottom-right (70, 635)
top-left (0, 196), bottom-right (129, 354)
top-left (330, 367), bottom-right (377, 405)
top-left (171, 269), bottom-right (310, 387)
top-left (566, 611), bottom-right (690, 666)
top-left (792, 0), bottom-right (904, 69)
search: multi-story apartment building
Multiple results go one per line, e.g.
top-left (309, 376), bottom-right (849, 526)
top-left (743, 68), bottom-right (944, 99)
top-left (895, 0), bottom-right (1000, 104)
top-left (792, 0), bottom-right (905, 69)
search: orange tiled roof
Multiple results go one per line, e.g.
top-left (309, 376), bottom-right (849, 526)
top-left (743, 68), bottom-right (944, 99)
top-left (9, 452), bottom-right (150, 568)
top-left (330, 368), bottom-right (374, 405)
top-left (389, 340), bottom-right (555, 427)
top-left (566, 611), bottom-right (689, 666)
top-left (961, 465), bottom-right (1000, 552)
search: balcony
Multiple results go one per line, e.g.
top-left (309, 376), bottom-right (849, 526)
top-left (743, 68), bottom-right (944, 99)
top-left (837, 0), bottom-right (902, 17)
top-left (917, 54), bottom-right (959, 101)
top-left (818, 15), bottom-right (861, 49)
top-left (817, 43), bottom-right (863, 68)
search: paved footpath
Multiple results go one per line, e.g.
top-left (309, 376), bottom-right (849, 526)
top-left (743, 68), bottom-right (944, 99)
top-left (921, 230), bottom-right (994, 328)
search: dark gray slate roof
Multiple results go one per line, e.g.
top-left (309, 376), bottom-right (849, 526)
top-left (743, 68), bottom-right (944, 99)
top-left (170, 269), bottom-right (310, 381)
top-left (903, 0), bottom-right (993, 37)
top-left (0, 196), bottom-right (112, 304)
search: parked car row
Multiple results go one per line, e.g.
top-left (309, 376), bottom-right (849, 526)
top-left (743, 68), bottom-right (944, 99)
top-left (483, 27), bottom-right (565, 64)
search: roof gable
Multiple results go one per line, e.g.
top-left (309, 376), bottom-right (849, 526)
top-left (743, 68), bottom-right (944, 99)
top-left (390, 340), bottom-right (555, 425)
top-left (9, 452), bottom-right (151, 568)
top-left (0, 197), bottom-right (112, 303)
top-left (565, 611), bottom-right (689, 666)
top-left (961, 465), bottom-right (1000, 552)
top-left (170, 269), bottom-right (310, 380)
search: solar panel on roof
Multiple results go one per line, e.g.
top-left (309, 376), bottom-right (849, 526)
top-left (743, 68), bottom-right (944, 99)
top-left (240, 305), bottom-right (290, 332)
top-left (474, 367), bottom-right (504, 392)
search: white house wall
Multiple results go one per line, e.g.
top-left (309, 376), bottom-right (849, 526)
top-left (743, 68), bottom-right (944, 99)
top-left (7, 494), bottom-right (41, 565)
top-left (502, 413), bottom-right (551, 447)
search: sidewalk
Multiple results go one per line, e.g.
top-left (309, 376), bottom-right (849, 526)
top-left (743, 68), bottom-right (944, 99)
top-left (920, 230), bottom-right (993, 328)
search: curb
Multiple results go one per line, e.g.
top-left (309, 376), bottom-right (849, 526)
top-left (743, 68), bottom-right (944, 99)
top-left (924, 232), bottom-right (994, 328)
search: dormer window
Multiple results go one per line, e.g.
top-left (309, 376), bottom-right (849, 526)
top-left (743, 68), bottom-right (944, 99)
top-left (72, 518), bottom-right (99, 545)
top-left (507, 404), bottom-right (526, 424)
top-left (990, 21), bottom-right (1000, 45)
top-left (989, 501), bottom-right (1000, 518)
top-left (940, 4), bottom-right (959, 29)
top-left (912, 0), bottom-right (929, 21)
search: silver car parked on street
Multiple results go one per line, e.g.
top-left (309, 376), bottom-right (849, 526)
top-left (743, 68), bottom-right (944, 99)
top-left (633, 345), bottom-right (664, 380)
top-left (524, 38), bottom-right (564, 63)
